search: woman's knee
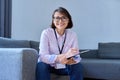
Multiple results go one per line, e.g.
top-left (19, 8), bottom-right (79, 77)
top-left (71, 62), bottom-right (83, 72)
top-left (36, 62), bottom-right (51, 80)
top-left (36, 62), bottom-right (49, 72)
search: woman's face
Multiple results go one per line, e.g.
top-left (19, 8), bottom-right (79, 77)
top-left (53, 12), bottom-right (69, 31)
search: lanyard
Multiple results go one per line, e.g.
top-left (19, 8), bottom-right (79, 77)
top-left (53, 28), bottom-right (66, 54)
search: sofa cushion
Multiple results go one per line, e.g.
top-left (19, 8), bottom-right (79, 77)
top-left (98, 42), bottom-right (120, 59)
top-left (80, 49), bottom-right (98, 58)
top-left (0, 37), bottom-right (30, 48)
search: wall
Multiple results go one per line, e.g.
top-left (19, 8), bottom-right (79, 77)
top-left (12, 0), bottom-right (120, 49)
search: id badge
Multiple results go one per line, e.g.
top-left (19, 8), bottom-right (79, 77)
top-left (55, 63), bottom-right (66, 69)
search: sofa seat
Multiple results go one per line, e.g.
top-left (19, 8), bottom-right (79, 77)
top-left (81, 58), bottom-right (120, 80)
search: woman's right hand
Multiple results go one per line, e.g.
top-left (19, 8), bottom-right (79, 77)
top-left (56, 48), bottom-right (79, 64)
top-left (56, 54), bottom-right (68, 64)
top-left (66, 48), bottom-right (79, 58)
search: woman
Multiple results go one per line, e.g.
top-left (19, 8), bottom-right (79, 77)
top-left (36, 7), bottom-right (83, 80)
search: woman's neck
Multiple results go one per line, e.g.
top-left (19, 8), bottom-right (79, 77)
top-left (56, 29), bottom-right (65, 36)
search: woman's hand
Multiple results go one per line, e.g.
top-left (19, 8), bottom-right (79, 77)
top-left (66, 48), bottom-right (79, 58)
top-left (56, 54), bottom-right (68, 64)
top-left (57, 54), bottom-right (76, 65)
top-left (56, 48), bottom-right (79, 64)
top-left (66, 57), bottom-right (76, 65)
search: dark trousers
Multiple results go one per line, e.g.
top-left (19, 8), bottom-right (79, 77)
top-left (36, 62), bottom-right (83, 80)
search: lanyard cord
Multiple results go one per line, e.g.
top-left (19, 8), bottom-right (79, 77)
top-left (53, 28), bottom-right (66, 54)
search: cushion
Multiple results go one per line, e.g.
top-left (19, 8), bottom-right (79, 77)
top-left (98, 42), bottom-right (120, 59)
top-left (80, 49), bottom-right (98, 58)
top-left (0, 37), bottom-right (30, 48)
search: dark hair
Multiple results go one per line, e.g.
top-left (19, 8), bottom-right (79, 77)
top-left (51, 7), bottom-right (73, 29)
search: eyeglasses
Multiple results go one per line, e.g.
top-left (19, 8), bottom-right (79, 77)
top-left (53, 16), bottom-right (69, 22)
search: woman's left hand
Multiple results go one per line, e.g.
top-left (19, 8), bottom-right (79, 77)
top-left (66, 58), bottom-right (76, 65)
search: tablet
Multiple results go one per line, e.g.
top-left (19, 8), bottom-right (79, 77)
top-left (67, 50), bottom-right (90, 59)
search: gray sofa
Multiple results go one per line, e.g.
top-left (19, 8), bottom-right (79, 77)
top-left (80, 42), bottom-right (120, 80)
top-left (1, 37), bottom-right (120, 80)
top-left (0, 37), bottom-right (68, 80)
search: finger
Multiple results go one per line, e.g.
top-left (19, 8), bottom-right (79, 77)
top-left (72, 50), bottom-right (79, 54)
top-left (69, 58), bottom-right (76, 62)
top-left (71, 48), bottom-right (78, 50)
top-left (71, 48), bottom-right (77, 51)
top-left (66, 60), bottom-right (76, 65)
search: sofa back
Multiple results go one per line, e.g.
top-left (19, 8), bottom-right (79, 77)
top-left (0, 37), bottom-right (39, 52)
top-left (80, 49), bottom-right (98, 58)
top-left (30, 41), bottom-right (39, 52)
top-left (80, 42), bottom-right (120, 59)
top-left (98, 42), bottom-right (120, 59)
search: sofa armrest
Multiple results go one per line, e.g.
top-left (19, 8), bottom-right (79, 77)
top-left (0, 48), bottom-right (39, 80)
top-left (80, 49), bottom-right (98, 58)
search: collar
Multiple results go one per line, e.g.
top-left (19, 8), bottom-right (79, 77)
top-left (55, 29), bottom-right (66, 39)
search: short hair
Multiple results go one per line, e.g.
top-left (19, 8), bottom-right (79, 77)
top-left (51, 7), bottom-right (73, 29)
